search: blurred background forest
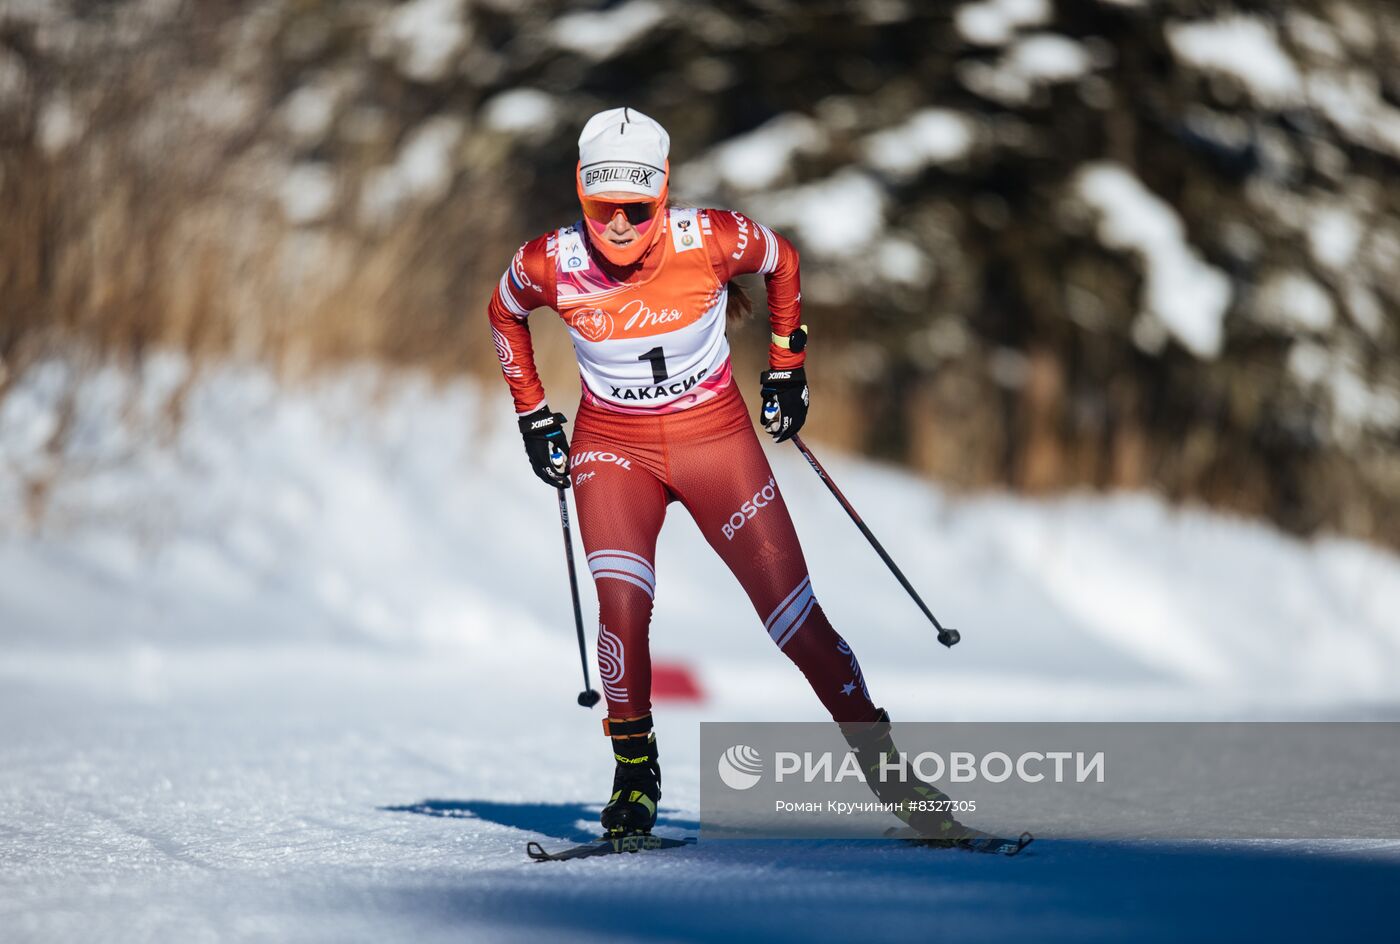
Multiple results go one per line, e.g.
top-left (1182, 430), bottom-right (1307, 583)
top-left (1, 0), bottom-right (1397, 546)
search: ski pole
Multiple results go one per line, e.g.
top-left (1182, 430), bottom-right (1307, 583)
top-left (557, 487), bottom-right (602, 707)
top-left (790, 436), bottom-right (961, 648)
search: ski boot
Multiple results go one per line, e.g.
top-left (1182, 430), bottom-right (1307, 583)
top-left (840, 708), bottom-right (966, 843)
top-left (600, 714), bottom-right (661, 838)
top-left (841, 709), bottom-right (1033, 855)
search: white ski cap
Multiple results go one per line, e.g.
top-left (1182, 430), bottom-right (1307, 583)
top-left (577, 107), bottom-right (670, 198)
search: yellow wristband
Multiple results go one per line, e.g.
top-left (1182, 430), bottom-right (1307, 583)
top-left (771, 324), bottom-right (809, 349)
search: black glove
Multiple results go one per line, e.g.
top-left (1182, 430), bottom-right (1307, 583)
top-left (518, 406), bottom-right (571, 488)
top-left (758, 367), bottom-right (809, 443)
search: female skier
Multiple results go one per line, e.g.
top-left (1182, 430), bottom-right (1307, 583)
top-left (487, 107), bottom-right (985, 848)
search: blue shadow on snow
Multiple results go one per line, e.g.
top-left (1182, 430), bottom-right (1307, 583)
top-left (379, 798), bottom-right (699, 843)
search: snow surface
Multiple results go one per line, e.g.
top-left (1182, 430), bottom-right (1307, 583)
top-left (1167, 14), bottom-right (1400, 159)
top-left (359, 116), bottom-right (465, 227)
top-left (954, 0), bottom-right (1051, 47)
top-left (1073, 162), bottom-right (1232, 359)
top-left (1307, 202), bottom-right (1364, 271)
top-left (1305, 70), bottom-right (1400, 160)
top-left (550, 0), bottom-right (669, 62)
top-left (1286, 342), bottom-right (1400, 440)
top-left (873, 237), bottom-right (932, 287)
top-left (961, 32), bottom-right (1094, 105)
top-left (3, 355), bottom-right (1398, 942)
top-left (0, 48), bottom-right (29, 109)
top-left (860, 109), bottom-right (974, 181)
top-left (747, 170), bottom-right (888, 259)
top-left (1167, 16), bottom-right (1303, 107)
top-left (1253, 271), bottom-right (1335, 334)
top-left (677, 113), bottom-right (827, 195)
top-left (370, 0), bottom-right (469, 83)
top-left (481, 89), bottom-right (559, 137)
top-left (36, 94), bottom-right (83, 154)
top-left (280, 77), bottom-right (343, 146)
top-left (184, 77), bottom-right (257, 135)
top-left (1007, 33), bottom-right (1094, 83)
top-left (279, 163), bottom-right (337, 225)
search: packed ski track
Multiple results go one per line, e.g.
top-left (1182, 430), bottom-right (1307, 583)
top-left (3, 358), bottom-right (1399, 942)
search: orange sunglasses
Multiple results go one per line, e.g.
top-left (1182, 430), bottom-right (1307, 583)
top-left (579, 194), bottom-right (662, 226)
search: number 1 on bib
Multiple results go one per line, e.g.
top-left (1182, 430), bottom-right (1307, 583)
top-left (638, 347), bottom-right (669, 384)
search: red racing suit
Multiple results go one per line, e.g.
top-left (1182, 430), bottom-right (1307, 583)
top-left (488, 208), bottom-right (879, 724)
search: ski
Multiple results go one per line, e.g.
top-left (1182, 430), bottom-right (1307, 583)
top-left (885, 826), bottom-right (1034, 856)
top-left (526, 834), bottom-right (697, 862)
